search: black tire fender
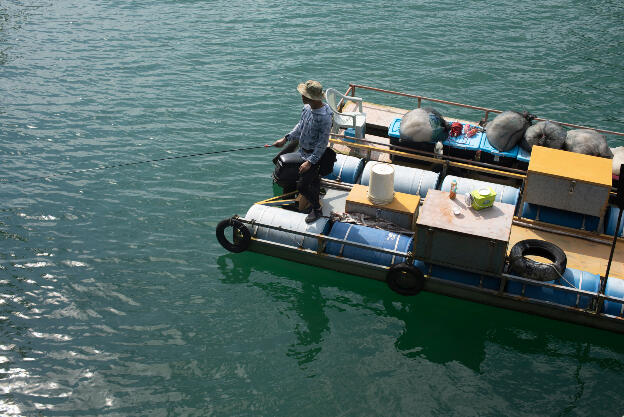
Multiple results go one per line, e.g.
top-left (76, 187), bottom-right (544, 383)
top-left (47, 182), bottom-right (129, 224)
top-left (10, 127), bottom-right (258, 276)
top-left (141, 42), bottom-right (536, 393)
top-left (387, 262), bottom-right (425, 296)
top-left (508, 239), bottom-right (567, 282)
top-left (216, 218), bottom-right (251, 253)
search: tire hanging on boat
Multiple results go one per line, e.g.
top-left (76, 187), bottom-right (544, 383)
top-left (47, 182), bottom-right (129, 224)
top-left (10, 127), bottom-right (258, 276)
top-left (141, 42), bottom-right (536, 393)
top-left (386, 262), bottom-right (425, 296)
top-left (508, 239), bottom-right (567, 282)
top-left (216, 218), bottom-right (251, 253)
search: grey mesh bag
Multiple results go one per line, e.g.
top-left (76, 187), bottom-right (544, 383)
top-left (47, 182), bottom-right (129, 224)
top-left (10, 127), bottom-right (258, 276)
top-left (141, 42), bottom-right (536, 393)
top-left (400, 107), bottom-right (448, 143)
top-left (521, 121), bottom-right (567, 151)
top-left (485, 111), bottom-right (535, 152)
top-left (564, 129), bottom-right (613, 158)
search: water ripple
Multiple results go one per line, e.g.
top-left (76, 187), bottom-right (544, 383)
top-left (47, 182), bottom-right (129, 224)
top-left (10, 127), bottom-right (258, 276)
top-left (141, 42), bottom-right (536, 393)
top-left (1, 0), bottom-right (623, 415)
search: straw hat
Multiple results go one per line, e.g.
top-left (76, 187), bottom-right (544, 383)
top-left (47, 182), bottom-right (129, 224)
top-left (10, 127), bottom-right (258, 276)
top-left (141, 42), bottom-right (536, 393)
top-left (297, 80), bottom-right (324, 101)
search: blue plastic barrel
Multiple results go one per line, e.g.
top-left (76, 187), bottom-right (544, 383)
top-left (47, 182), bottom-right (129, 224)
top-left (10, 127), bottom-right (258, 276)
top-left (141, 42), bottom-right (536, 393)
top-left (244, 204), bottom-right (330, 251)
top-left (430, 265), bottom-right (500, 290)
top-left (605, 205), bottom-right (624, 237)
top-left (440, 175), bottom-right (520, 206)
top-left (324, 154), bottom-right (365, 184)
top-left (521, 203), bottom-right (600, 232)
top-left (603, 277), bottom-right (624, 317)
top-left (506, 267), bottom-right (599, 308)
top-left (359, 162), bottom-right (440, 198)
top-left (324, 222), bottom-right (413, 267)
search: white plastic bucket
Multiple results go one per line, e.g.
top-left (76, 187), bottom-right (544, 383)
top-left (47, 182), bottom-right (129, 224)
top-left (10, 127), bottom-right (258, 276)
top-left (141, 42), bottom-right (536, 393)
top-left (367, 163), bottom-right (395, 205)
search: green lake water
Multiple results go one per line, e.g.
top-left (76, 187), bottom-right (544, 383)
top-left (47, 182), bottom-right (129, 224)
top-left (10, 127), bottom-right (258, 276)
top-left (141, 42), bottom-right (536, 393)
top-left (1, 0), bottom-right (623, 415)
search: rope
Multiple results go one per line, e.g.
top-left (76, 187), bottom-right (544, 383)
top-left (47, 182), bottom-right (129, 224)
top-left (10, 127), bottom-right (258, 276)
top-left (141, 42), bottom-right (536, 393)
top-left (0, 144), bottom-right (268, 184)
top-left (548, 263), bottom-right (576, 288)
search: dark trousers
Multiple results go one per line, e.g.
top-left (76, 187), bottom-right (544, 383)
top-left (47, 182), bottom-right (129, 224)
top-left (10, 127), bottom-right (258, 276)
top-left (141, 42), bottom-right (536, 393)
top-left (297, 163), bottom-right (321, 210)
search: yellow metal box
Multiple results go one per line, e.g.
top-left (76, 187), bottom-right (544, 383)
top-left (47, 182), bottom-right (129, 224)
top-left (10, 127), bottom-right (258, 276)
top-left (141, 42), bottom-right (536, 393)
top-left (524, 146), bottom-right (612, 217)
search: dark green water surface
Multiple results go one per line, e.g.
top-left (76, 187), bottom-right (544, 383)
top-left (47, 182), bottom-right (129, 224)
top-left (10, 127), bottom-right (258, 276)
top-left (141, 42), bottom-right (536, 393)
top-left (1, 0), bottom-right (623, 415)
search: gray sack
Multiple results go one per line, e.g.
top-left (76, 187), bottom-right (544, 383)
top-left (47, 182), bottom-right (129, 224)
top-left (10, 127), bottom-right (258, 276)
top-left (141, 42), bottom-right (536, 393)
top-left (485, 111), bottom-right (535, 152)
top-left (400, 107), bottom-right (448, 143)
top-left (520, 121), bottom-right (567, 152)
top-left (564, 129), bottom-right (613, 159)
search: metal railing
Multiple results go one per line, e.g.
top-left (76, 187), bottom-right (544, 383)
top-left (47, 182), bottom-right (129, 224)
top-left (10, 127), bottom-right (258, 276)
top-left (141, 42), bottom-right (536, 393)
top-left (236, 215), bottom-right (624, 318)
top-left (347, 83), bottom-right (624, 137)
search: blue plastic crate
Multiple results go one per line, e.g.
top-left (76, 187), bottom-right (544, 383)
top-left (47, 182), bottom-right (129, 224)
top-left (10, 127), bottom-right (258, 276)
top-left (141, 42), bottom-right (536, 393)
top-left (442, 122), bottom-right (483, 159)
top-left (388, 118), bottom-right (401, 139)
top-left (341, 127), bottom-right (357, 143)
top-left (478, 134), bottom-right (520, 167)
top-left (479, 134), bottom-right (520, 159)
top-left (517, 146), bottom-right (531, 169)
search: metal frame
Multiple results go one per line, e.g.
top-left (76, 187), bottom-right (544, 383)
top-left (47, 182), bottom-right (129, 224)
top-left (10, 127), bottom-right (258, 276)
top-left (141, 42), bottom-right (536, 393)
top-left (240, 222), bottom-right (624, 333)
top-left (234, 216), bottom-right (624, 330)
top-left (346, 83), bottom-right (624, 138)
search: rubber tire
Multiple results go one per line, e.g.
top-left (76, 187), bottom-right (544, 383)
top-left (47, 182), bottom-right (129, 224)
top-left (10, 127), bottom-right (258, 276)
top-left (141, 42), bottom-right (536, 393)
top-left (508, 239), bottom-right (567, 282)
top-left (387, 263), bottom-right (425, 296)
top-left (216, 218), bottom-right (251, 253)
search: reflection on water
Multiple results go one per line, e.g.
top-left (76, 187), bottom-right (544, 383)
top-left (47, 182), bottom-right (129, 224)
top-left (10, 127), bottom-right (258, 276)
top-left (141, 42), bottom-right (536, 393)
top-left (217, 252), bottom-right (624, 377)
top-left (217, 254), bottom-right (330, 368)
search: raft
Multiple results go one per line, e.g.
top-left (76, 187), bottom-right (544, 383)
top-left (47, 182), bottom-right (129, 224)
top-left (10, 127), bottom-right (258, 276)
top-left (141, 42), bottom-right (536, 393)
top-left (218, 84), bottom-right (624, 334)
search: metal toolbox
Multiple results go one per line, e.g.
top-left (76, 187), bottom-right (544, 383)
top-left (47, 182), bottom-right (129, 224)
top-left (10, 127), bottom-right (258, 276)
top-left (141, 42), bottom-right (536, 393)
top-left (414, 190), bottom-right (515, 275)
top-left (522, 146), bottom-right (612, 218)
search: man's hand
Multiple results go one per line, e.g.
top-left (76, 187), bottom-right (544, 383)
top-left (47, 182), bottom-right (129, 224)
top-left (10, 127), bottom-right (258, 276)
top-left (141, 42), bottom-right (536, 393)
top-left (299, 160), bottom-right (311, 174)
top-left (272, 137), bottom-right (287, 148)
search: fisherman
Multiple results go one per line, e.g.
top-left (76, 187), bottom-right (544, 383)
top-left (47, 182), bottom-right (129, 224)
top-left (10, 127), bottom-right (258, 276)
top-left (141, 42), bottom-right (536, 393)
top-left (272, 80), bottom-right (333, 223)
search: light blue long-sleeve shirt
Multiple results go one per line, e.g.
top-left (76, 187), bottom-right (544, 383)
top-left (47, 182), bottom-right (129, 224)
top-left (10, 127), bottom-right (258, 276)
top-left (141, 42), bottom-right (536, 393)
top-left (286, 103), bottom-right (333, 165)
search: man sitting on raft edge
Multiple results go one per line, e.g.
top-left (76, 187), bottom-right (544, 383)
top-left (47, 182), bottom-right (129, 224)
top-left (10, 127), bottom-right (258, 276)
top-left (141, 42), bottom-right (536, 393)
top-left (272, 80), bottom-right (333, 223)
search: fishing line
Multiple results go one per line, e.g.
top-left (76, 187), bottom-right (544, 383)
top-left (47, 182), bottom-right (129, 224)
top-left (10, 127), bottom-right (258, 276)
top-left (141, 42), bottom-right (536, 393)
top-left (0, 144), bottom-right (269, 184)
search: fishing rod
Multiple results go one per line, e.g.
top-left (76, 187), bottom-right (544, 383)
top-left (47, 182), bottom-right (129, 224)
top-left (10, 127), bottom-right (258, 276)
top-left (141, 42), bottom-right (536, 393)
top-left (0, 144), bottom-right (273, 184)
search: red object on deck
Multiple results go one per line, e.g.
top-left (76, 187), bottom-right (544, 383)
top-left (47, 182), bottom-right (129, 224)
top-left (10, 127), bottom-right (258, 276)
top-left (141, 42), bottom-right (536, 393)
top-left (449, 122), bottom-right (463, 137)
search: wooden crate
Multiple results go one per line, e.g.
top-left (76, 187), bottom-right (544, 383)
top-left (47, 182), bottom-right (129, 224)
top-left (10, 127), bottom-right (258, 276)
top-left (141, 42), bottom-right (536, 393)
top-left (414, 189), bottom-right (515, 275)
top-left (345, 184), bottom-right (420, 230)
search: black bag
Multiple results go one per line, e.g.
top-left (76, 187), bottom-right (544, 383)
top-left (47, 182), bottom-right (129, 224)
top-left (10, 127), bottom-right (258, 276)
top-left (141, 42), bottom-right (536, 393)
top-left (272, 151), bottom-right (304, 188)
top-left (319, 147), bottom-right (337, 177)
top-left (272, 147), bottom-right (336, 187)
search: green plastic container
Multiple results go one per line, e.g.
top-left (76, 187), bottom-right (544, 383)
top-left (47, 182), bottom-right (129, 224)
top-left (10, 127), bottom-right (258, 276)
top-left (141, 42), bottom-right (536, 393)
top-left (469, 187), bottom-right (496, 210)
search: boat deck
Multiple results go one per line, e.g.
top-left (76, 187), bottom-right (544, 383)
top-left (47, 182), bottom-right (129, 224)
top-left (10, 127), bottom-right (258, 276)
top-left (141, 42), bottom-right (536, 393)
top-left (332, 100), bottom-right (624, 282)
top-left (509, 224), bottom-right (624, 280)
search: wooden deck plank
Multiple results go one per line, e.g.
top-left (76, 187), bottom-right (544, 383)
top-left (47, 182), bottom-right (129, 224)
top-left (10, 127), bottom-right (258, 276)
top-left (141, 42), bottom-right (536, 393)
top-left (508, 224), bottom-right (624, 280)
top-left (343, 101), bottom-right (407, 128)
top-left (332, 131), bottom-right (391, 163)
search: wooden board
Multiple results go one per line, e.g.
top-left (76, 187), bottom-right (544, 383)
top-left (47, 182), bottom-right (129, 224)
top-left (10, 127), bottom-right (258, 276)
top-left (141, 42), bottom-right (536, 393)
top-left (343, 101), bottom-right (408, 128)
top-left (346, 184), bottom-right (420, 214)
top-left (508, 224), bottom-right (624, 280)
top-left (417, 189), bottom-right (515, 242)
top-left (346, 184), bottom-right (420, 230)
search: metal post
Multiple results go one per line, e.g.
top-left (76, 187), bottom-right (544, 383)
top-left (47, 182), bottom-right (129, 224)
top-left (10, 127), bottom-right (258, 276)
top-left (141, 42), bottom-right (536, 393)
top-left (598, 164), bottom-right (624, 313)
top-left (604, 209), bottom-right (622, 281)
